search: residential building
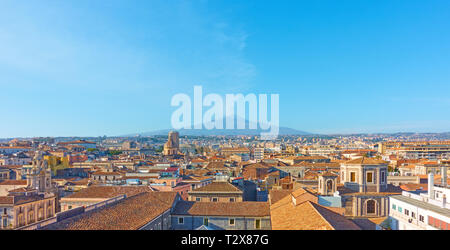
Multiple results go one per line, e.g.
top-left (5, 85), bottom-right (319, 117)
top-left (171, 201), bottom-right (271, 230)
top-left (188, 181), bottom-right (243, 202)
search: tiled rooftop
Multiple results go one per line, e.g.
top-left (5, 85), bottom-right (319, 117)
top-left (43, 191), bottom-right (178, 230)
top-left (270, 195), bottom-right (360, 230)
top-left (190, 181), bottom-right (242, 193)
top-left (63, 186), bottom-right (151, 199)
top-left (173, 201), bottom-right (270, 217)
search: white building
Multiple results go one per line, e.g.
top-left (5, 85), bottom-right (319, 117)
top-left (388, 167), bottom-right (449, 230)
top-left (254, 148), bottom-right (264, 161)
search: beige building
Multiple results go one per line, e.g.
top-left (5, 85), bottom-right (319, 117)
top-left (60, 186), bottom-right (151, 211)
top-left (0, 191), bottom-right (56, 229)
top-left (188, 181), bottom-right (243, 202)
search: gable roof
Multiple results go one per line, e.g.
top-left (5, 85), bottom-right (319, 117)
top-left (43, 192), bottom-right (178, 230)
top-left (63, 186), bottom-right (151, 199)
top-left (0, 180), bottom-right (28, 186)
top-left (190, 181), bottom-right (242, 193)
top-left (270, 196), bottom-right (360, 230)
top-left (344, 157), bottom-right (387, 165)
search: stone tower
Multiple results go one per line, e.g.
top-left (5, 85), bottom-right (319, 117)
top-left (27, 151), bottom-right (52, 192)
top-left (318, 171), bottom-right (338, 196)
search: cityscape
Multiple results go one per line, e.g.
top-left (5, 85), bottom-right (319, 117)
top-left (1, 0), bottom-right (450, 236)
top-left (0, 131), bottom-right (449, 230)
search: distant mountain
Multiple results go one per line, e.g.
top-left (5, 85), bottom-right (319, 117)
top-left (123, 126), bottom-right (311, 137)
top-left (122, 116), bottom-right (312, 137)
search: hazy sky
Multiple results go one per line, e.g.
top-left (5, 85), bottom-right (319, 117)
top-left (1, 0), bottom-right (450, 137)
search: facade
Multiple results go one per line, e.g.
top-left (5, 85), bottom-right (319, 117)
top-left (253, 147), bottom-right (265, 161)
top-left (188, 181), bottom-right (243, 202)
top-left (382, 141), bottom-right (450, 160)
top-left (171, 201), bottom-right (271, 230)
top-left (0, 192), bottom-right (56, 229)
top-left (336, 157), bottom-right (402, 218)
top-left (270, 188), bottom-right (360, 230)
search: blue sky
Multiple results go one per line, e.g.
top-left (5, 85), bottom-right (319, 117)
top-left (1, 0), bottom-right (450, 137)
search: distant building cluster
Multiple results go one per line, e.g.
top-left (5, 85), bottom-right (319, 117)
top-left (0, 132), bottom-right (448, 230)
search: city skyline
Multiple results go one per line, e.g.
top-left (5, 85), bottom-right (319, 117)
top-left (1, 0), bottom-right (450, 137)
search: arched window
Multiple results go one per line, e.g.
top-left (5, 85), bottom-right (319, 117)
top-left (28, 211), bottom-right (35, 223)
top-left (47, 207), bottom-right (53, 217)
top-left (18, 214), bottom-right (25, 227)
top-left (326, 180), bottom-right (333, 193)
top-left (38, 208), bottom-right (44, 220)
top-left (366, 200), bottom-right (376, 214)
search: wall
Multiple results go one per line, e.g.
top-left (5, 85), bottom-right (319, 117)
top-left (171, 216), bottom-right (271, 230)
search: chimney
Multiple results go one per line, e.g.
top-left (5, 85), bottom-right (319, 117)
top-left (441, 165), bottom-right (447, 188)
top-left (428, 173), bottom-right (435, 199)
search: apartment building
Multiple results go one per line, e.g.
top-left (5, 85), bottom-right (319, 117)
top-left (388, 170), bottom-right (449, 230)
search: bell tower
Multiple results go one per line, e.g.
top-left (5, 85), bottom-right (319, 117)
top-left (318, 171), bottom-right (338, 196)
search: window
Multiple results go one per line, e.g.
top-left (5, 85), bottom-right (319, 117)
top-left (2, 218), bottom-right (7, 228)
top-left (230, 198), bottom-right (235, 202)
top-left (211, 197), bottom-right (218, 202)
top-left (381, 171), bottom-right (386, 183)
top-left (405, 209), bottom-right (409, 216)
top-left (398, 206), bottom-right (402, 213)
top-left (68, 206), bottom-right (72, 210)
top-left (203, 218), bottom-right (209, 226)
top-left (255, 219), bottom-right (261, 229)
top-left (178, 217), bottom-right (184, 224)
top-left (196, 197), bottom-right (201, 201)
top-left (366, 200), bottom-right (376, 214)
top-left (392, 204), bottom-right (396, 210)
top-left (419, 215), bottom-right (424, 223)
top-left (350, 172), bottom-right (356, 182)
top-left (411, 212), bottom-right (416, 218)
top-left (229, 218), bottom-right (235, 226)
top-left (3, 208), bottom-right (6, 215)
top-left (366, 172), bottom-right (373, 183)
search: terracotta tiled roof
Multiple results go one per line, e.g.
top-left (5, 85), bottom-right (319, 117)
top-left (64, 186), bottom-right (151, 199)
top-left (320, 171), bottom-right (338, 177)
top-left (58, 140), bottom-right (96, 145)
top-left (205, 162), bottom-right (228, 170)
top-left (173, 201), bottom-right (270, 217)
top-left (182, 175), bottom-right (214, 182)
top-left (336, 184), bottom-right (402, 196)
top-left (295, 156), bottom-right (329, 160)
top-left (43, 192), bottom-right (178, 230)
top-left (0, 180), bottom-right (27, 186)
top-left (293, 162), bottom-right (340, 168)
top-left (400, 183), bottom-right (428, 191)
top-left (242, 162), bottom-right (270, 169)
top-left (92, 171), bottom-right (122, 176)
top-left (344, 157), bottom-right (387, 165)
top-left (269, 189), bottom-right (292, 205)
top-left (270, 196), bottom-right (360, 230)
top-left (190, 182), bottom-right (242, 193)
top-left (0, 196), bottom-right (14, 205)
